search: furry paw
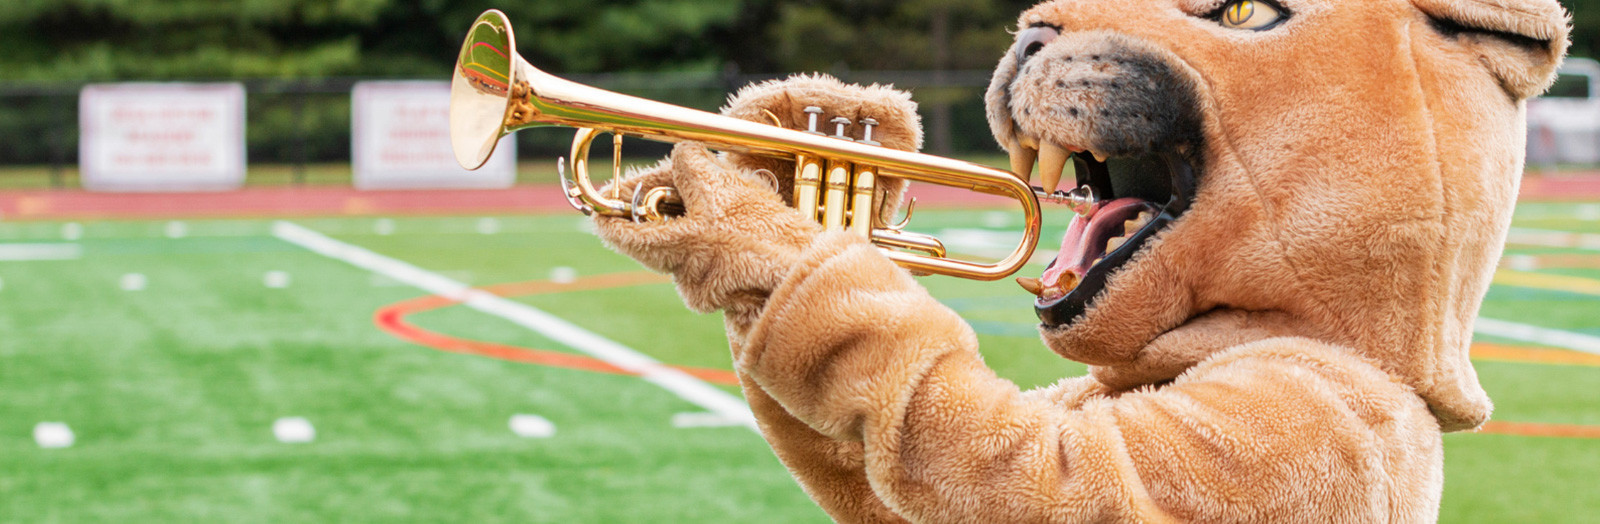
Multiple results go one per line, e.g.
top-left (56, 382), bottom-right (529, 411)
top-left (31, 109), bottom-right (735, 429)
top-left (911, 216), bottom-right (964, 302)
top-left (718, 74), bottom-right (923, 226)
top-left (594, 143), bottom-right (824, 315)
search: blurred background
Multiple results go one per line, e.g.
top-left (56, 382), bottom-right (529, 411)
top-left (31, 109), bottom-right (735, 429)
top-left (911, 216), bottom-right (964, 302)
top-left (0, 1), bottom-right (1597, 522)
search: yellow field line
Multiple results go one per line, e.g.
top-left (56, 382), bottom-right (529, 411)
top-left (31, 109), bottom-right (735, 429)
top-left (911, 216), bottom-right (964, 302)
top-left (1492, 269), bottom-right (1600, 297)
top-left (1472, 343), bottom-right (1600, 367)
top-left (463, 61), bottom-right (510, 81)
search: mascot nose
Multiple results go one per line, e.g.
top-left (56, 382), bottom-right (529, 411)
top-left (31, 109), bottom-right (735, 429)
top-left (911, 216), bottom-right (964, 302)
top-left (1013, 25), bottom-right (1060, 63)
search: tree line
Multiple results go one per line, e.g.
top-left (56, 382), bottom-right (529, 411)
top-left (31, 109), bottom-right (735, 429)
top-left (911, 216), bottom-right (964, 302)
top-left (0, 0), bottom-right (1594, 165)
top-left (0, 0), bottom-right (1039, 82)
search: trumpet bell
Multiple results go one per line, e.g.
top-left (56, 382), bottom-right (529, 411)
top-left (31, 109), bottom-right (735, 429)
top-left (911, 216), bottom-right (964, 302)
top-left (451, 9), bottom-right (520, 171)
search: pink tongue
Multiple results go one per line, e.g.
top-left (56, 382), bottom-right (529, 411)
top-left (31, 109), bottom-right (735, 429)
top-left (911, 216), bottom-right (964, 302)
top-left (1041, 197), bottom-right (1152, 289)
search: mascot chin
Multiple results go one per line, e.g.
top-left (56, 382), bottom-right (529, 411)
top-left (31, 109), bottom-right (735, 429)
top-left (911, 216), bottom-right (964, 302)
top-left (597, 0), bottom-right (1570, 521)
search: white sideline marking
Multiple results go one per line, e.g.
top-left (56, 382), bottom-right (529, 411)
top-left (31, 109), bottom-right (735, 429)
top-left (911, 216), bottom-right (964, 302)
top-left (1486, 227), bottom-right (1600, 355)
top-left (672, 412), bottom-right (746, 429)
top-left (939, 228), bottom-right (1056, 265)
top-left (1504, 254), bottom-right (1540, 272)
top-left (273, 417), bottom-right (315, 443)
top-left (271, 221), bottom-right (758, 432)
top-left (509, 414), bottom-right (556, 438)
top-left (477, 217), bottom-right (501, 235)
top-left (549, 266), bottom-right (578, 284)
top-left (0, 243), bottom-right (82, 261)
top-left (263, 270), bottom-right (292, 289)
top-left (120, 273), bottom-right (146, 291)
top-left (1506, 228), bottom-right (1600, 251)
top-left (61, 222), bottom-right (83, 240)
top-left (1475, 318), bottom-right (1600, 356)
top-left (33, 422), bottom-right (74, 449)
top-left (164, 221), bottom-right (188, 239)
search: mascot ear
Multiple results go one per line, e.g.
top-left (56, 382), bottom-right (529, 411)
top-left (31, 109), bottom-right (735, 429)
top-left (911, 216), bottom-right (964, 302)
top-left (1413, 0), bottom-right (1571, 100)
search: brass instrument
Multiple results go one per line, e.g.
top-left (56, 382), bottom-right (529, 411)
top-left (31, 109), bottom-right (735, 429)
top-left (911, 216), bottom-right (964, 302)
top-left (450, 9), bottom-right (1045, 281)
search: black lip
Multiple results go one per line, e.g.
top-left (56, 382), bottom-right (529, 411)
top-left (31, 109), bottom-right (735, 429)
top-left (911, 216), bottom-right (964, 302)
top-left (1035, 152), bottom-right (1196, 327)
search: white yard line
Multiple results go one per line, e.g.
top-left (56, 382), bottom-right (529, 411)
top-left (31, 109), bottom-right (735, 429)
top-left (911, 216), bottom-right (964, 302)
top-left (0, 243), bottom-right (81, 261)
top-left (1474, 318), bottom-right (1600, 356)
top-left (1505, 227), bottom-right (1600, 251)
top-left (1488, 228), bottom-right (1600, 355)
top-left (271, 220), bottom-right (757, 432)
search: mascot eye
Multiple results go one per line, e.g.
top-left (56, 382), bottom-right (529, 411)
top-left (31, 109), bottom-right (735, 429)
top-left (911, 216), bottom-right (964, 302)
top-left (1214, 0), bottom-right (1286, 31)
top-left (1013, 25), bottom-right (1060, 63)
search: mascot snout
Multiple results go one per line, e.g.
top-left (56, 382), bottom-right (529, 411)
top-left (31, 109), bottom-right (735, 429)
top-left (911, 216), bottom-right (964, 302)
top-left (989, 29), bottom-right (1205, 329)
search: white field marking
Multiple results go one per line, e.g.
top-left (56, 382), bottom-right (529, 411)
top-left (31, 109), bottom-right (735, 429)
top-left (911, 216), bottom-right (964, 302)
top-left (672, 412), bottom-right (747, 429)
top-left (941, 227), bottom-right (1600, 355)
top-left (1505, 228), bottom-right (1600, 251)
top-left (509, 414), bottom-right (557, 438)
top-left (982, 211), bottom-right (1010, 228)
top-left (61, 222), bottom-right (83, 240)
top-left (272, 417), bottom-right (316, 443)
top-left (33, 422), bottom-right (74, 449)
top-left (476, 217), bottom-right (502, 235)
top-left (938, 228), bottom-right (1019, 259)
top-left (263, 270), bottom-right (292, 289)
top-left (120, 273), bottom-right (147, 291)
top-left (374, 218), bottom-right (396, 236)
top-left (271, 221), bottom-right (758, 432)
top-left (0, 243), bottom-right (82, 261)
top-left (1580, 205), bottom-right (1600, 222)
top-left (938, 228), bottom-right (1057, 266)
top-left (369, 271), bottom-right (474, 287)
top-left (549, 266), bottom-right (578, 284)
top-left (1474, 318), bottom-right (1600, 356)
top-left (164, 221), bottom-right (188, 239)
top-left (1504, 254), bottom-right (1540, 272)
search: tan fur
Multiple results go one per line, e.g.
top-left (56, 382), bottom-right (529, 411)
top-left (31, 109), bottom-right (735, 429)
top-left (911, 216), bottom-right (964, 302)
top-left (593, 0), bottom-right (1569, 521)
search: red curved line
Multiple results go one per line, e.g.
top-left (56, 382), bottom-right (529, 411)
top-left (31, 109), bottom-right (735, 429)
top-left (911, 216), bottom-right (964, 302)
top-left (373, 275), bottom-right (1599, 438)
top-left (1480, 421), bottom-right (1600, 439)
top-left (472, 42), bottom-right (509, 59)
top-left (460, 69), bottom-right (509, 91)
top-left (373, 272), bottom-right (741, 386)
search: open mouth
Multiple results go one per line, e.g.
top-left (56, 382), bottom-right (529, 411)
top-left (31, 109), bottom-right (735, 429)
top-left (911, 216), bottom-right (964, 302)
top-left (1011, 139), bottom-right (1198, 327)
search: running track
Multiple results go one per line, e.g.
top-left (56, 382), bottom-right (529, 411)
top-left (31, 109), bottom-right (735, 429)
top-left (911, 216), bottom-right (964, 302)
top-left (6, 171), bottom-right (1600, 220)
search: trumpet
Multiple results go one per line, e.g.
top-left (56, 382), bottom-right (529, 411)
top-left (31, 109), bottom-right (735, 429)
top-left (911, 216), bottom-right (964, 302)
top-left (450, 9), bottom-right (1049, 281)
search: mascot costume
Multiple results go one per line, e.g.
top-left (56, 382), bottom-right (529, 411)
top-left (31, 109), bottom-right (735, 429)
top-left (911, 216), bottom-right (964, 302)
top-left (595, 0), bottom-right (1571, 521)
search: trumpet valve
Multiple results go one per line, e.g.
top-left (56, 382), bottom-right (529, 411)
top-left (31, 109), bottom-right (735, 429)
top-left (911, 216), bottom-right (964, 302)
top-left (858, 117), bottom-right (881, 146)
top-left (830, 117), bottom-right (852, 140)
top-left (849, 168), bottom-right (878, 238)
top-left (804, 106), bottom-right (825, 135)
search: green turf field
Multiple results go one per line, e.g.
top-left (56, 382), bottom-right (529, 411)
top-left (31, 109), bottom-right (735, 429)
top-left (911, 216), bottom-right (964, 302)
top-left (1, 204), bottom-right (1596, 522)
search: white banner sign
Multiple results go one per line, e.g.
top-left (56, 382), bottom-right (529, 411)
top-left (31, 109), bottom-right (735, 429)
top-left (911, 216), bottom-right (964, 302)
top-left (352, 81), bottom-right (516, 190)
top-left (79, 83), bottom-right (247, 192)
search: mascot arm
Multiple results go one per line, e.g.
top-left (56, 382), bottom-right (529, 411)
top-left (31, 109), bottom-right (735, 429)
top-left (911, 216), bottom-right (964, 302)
top-left (742, 236), bottom-right (1444, 522)
top-left (596, 144), bottom-right (908, 523)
